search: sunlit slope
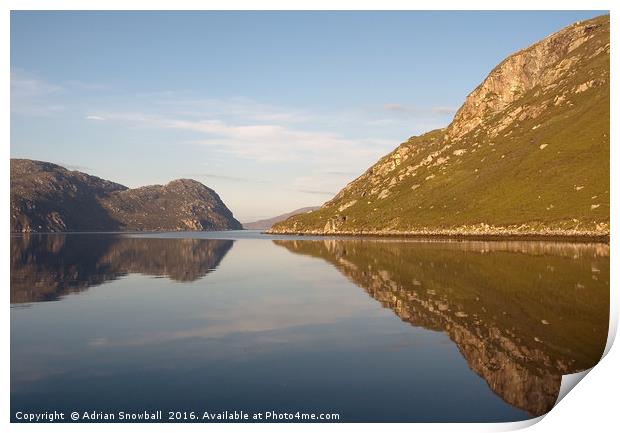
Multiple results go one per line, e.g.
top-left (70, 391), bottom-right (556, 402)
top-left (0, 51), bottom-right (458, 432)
top-left (271, 15), bottom-right (609, 236)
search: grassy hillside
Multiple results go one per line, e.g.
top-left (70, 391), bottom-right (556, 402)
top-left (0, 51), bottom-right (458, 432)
top-left (271, 15), bottom-right (609, 237)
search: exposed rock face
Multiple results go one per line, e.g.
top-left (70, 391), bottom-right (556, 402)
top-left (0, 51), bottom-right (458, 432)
top-left (275, 239), bottom-right (609, 416)
top-left (270, 15), bottom-right (610, 236)
top-left (243, 206), bottom-right (320, 230)
top-left (101, 178), bottom-right (241, 231)
top-left (449, 19), bottom-right (606, 139)
top-left (10, 159), bottom-right (242, 232)
top-left (10, 234), bottom-right (233, 303)
top-left (11, 159), bottom-right (127, 232)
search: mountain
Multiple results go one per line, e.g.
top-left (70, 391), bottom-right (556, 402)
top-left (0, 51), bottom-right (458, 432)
top-left (10, 159), bottom-right (242, 232)
top-left (243, 206), bottom-right (321, 230)
top-left (270, 15), bottom-right (610, 237)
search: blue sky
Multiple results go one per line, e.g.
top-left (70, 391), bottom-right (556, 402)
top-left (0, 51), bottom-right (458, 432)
top-left (10, 10), bottom-right (605, 222)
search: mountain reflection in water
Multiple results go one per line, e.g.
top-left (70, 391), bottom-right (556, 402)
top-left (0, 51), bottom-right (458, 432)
top-left (274, 239), bottom-right (609, 416)
top-left (10, 234), bottom-right (609, 420)
top-left (10, 234), bottom-right (233, 303)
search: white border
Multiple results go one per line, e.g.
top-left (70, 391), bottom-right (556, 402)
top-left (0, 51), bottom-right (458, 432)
top-left (2, 1), bottom-right (617, 432)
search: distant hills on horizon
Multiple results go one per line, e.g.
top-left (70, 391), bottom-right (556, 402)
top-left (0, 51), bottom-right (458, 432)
top-left (243, 207), bottom-right (321, 230)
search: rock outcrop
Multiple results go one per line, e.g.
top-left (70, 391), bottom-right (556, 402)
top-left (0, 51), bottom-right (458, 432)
top-left (10, 159), bottom-right (242, 232)
top-left (448, 18), bottom-right (607, 140)
top-left (270, 15), bottom-right (610, 237)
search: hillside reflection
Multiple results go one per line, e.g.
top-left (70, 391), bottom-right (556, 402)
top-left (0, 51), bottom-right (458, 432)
top-left (274, 239), bottom-right (609, 416)
top-left (11, 234), bottom-right (233, 303)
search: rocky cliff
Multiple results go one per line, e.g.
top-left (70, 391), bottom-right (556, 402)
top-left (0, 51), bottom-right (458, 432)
top-left (270, 15), bottom-right (610, 237)
top-left (10, 159), bottom-right (242, 232)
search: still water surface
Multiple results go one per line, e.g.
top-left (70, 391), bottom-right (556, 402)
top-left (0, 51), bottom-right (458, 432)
top-left (10, 231), bottom-right (609, 422)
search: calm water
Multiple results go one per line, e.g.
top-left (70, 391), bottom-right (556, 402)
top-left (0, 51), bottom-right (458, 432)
top-left (10, 231), bottom-right (609, 422)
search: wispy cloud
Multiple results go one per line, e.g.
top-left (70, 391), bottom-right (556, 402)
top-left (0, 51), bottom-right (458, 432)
top-left (383, 102), bottom-right (457, 117)
top-left (11, 69), bottom-right (110, 117)
top-left (182, 120), bottom-right (388, 163)
top-left (62, 164), bottom-right (89, 171)
top-left (11, 70), bottom-right (63, 96)
top-left (432, 106), bottom-right (457, 115)
top-left (384, 103), bottom-right (408, 112)
top-left (62, 80), bottom-right (109, 91)
top-left (134, 94), bottom-right (313, 124)
top-left (323, 170), bottom-right (360, 176)
top-left (11, 69), bottom-right (65, 116)
top-left (95, 111), bottom-right (392, 165)
top-left (187, 172), bottom-right (268, 183)
top-left (297, 189), bottom-right (336, 196)
top-left (291, 174), bottom-right (351, 199)
top-left (85, 115), bottom-right (105, 121)
top-left (367, 118), bottom-right (398, 126)
top-left (367, 103), bottom-right (456, 131)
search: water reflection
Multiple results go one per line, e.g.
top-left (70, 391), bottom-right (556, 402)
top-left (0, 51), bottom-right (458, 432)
top-left (11, 234), bottom-right (233, 303)
top-left (273, 239), bottom-right (609, 416)
top-left (10, 235), bottom-right (609, 420)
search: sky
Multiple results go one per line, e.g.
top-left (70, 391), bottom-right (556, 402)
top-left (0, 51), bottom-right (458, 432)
top-left (10, 10), bottom-right (605, 222)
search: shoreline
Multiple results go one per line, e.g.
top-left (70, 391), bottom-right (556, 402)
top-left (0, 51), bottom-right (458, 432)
top-left (10, 228), bottom-right (610, 244)
top-left (265, 230), bottom-right (610, 243)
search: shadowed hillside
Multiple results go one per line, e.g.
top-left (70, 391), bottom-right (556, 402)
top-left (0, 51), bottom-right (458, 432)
top-left (11, 159), bottom-right (242, 233)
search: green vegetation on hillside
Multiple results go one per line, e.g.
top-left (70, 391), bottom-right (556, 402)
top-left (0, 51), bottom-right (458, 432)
top-left (271, 15), bottom-right (610, 236)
